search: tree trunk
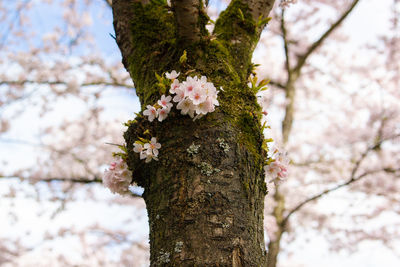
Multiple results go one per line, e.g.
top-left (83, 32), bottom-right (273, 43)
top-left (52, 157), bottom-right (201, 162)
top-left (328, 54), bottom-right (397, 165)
top-left (112, 0), bottom-right (275, 265)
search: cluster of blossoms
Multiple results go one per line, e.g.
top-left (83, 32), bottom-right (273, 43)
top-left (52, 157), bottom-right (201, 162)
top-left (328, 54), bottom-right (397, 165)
top-left (103, 157), bottom-right (132, 195)
top-left (103, 71), bottom-right (220, 193)
top-left (264, 148), bottom-right (290, 185)
top-left (143, 71), bottom-right (220, 122)
top-left (133, 137), bottom-right (161, 163)
top-left (169, 72), bottom-right (220, 120)
top-left (143, 95), bottom-right (173, 122)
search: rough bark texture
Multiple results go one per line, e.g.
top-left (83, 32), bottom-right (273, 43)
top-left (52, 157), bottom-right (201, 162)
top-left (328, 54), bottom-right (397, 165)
top-left (112, 0), bottom-right (275, 265)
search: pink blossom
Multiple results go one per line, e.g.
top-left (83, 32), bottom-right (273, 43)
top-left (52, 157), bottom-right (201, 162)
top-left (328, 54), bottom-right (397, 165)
top-left (157, 95), bottom-right (173, 110)
top-left (102, 158), bottom-right (132, 195)
top-left (169, 79), bottom-right (181, 94)
top-left (264, 149), bottom-right (290, 185)
top-left (157, 107), bottom-right (170, 122)
top-left (183, 76), bottom-right (198, 95)
top-left (189, 86), bottom-right (207, 105)
top-left (173, 87), bottom-right (185, 103)
top-left (143, 105), bottom-right (158, 122)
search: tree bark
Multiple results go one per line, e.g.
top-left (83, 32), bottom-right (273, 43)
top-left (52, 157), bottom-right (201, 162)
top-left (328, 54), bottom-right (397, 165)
top-left (112, 0), bottom-right (275, 265)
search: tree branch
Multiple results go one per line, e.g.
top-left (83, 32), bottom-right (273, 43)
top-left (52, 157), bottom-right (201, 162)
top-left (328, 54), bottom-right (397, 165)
top-left (112, 0), bottom-right (176, 104)
top-left (281, 167), bottom-right (399, 227)
top-left (0, 79), bottom-right (132, 89)
top-left (280, 9), bottom-right (291, 79)
top-left (245, 0), bottom-right (275, 23)
top-left (0, 175), bottom-right (143, 198)
top-left (281, 133), bottom-right (400, 227)
top-left (214, 0), bottom-right (275, 43)
top-left (213, 0), bottom-right (275, 81)
top-left (171, 0), bottom-right (203, 44)
top-left (292, 0), bottom-right (361, 75)
top-left (268, 79), bottom-right (286, 90)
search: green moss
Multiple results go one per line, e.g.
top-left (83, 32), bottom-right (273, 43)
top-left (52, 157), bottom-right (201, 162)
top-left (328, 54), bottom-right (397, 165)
top-left (128, 0), bottom-right (177, 106)
top-left (237, 111), bottom-right (261, 155)
top-left (213, 0), bottom-right (260, 81)
top-left (214, 0), bottom-right (257, 41)
top-left (197, 2), bottom-right (211, 37)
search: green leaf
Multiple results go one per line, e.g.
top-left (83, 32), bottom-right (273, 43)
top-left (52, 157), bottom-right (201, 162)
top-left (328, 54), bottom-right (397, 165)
top-left (261, 121), bottom-right (267, 131)
top-left (155, 72), bottom-right (162, 82)
top-left (258, 79), bottom-right (270, 88)
top-left (159, 84), bottom-right (166, 94)
top-left (179, 50), bottom-right (187, 64)
top-left (238, 8), bottom-right (244, 21)
top-left (123, 119), bottom-right (137, 127)
top-left (118, 145), bottom-right (128, 153)
top-left (134, 140), bottom-right (145, 146)
top-left (257, 16), bottom-right (272, 27)
top-left (138, 137), bottom-right (149, 143)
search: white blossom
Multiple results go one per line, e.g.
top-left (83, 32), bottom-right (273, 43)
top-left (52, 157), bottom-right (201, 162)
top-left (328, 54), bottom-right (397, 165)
top-left (133, 142), bottom-right (144, 153)
top-left (134, 137), bottom-right (161, 163)
top-left (165, 70), bottom-right (180, 79)
top-left (177, 98), bottom-right (195, 118)
top-left (144, 137), bottom-right (161, 156)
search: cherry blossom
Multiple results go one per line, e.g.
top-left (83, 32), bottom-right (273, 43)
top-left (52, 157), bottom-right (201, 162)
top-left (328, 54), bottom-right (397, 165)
top-left (189, 86), bottom-right (207, 105)
top-left (165, 70), bottom-right (180, 80)
top-left (144, 137), bottom-right (161, 157)
top-left (157, 107), bottom-right (170, 122)
top-left (173, 87), bottom-right (185, 103)
top-left (170, 79), bottom-right (181, 94)
top-left (157, 95), bottom-right (173, 110)
top-left (279, 0), bottom-right (298, 8)
top-left (143, 105), bottom-right (158, 122)
top-left (102, 157), bottom-right (132, 195)
top-left (264, 149), bottom-right (290, 185)
top-left (176, 98), bottom-right (195, 118)
top-left (141, 149), bottom-right (159, 163)
top-left (133, 143), bottom-right (144, 153)
top-left (133, 137), bottom-right (161, 163)
top-left (141, 73), bottom-right (219, 123)
top-left (170, 75), bottom-right (219, 119)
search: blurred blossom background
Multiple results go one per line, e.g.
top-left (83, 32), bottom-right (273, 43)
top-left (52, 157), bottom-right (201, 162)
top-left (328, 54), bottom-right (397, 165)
top-left (0, 0), bottom-right (399, 266)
